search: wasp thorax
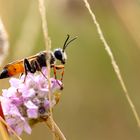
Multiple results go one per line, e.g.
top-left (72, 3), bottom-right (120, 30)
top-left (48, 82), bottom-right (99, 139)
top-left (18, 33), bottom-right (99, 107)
top-left (54, 48), bottom-right (67, 64)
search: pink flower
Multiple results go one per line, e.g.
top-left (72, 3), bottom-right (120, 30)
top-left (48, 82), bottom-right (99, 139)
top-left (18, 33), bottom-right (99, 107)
top-left (0, 97), bottom-right (31, 135)
top-left (6, 116), bottom-right (32, 135)
top-left (0, 67), bottom-right (62, 136)
top-left (25, 101), bottom-right (38, 119)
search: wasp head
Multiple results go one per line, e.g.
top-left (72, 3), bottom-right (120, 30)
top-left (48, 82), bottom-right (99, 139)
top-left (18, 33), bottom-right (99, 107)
top-left (54, 48), bottom-right (67, 64)
top-left (54, 35), bottom-right (77, 64)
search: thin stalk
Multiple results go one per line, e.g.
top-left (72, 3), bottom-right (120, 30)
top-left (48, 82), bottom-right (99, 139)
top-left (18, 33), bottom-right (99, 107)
top-left (46, 116), bottom-right (66, 140)
top-left (0, 121), bottom-right (10, 140)
top-left (38, 0), bottom-right (51, 50)
top-left (83, 0), bottom-right (140, 127)
top-left (38, 0), bottom-right (61, 140)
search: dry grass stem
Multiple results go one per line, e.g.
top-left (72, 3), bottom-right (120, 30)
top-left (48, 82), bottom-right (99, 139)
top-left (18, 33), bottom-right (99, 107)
top-left (83, 0), bottom-right (140, 127)
top-left (38, 0), bottom-right (60, 140)
top-left (0, 18), bottom-right (9, 66)
top-left (0, 117), bottom-right (22, 140)
top-left (46, 116), bottom-right (67, 140)
top-left (0, 121), bottom-right (10, 140)
top-left (38, 0), bottom-right (51, 50)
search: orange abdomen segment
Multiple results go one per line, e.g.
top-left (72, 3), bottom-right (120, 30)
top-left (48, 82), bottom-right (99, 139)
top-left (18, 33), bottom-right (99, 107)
top-left (6, 63), bottom-right (24, 76)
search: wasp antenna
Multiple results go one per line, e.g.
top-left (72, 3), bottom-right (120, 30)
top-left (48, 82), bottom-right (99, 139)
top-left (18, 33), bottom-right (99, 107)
top-left (62, 35), bottom-right (77, 52)
top-left (66, 36), bottom-right (77, 47)
top-left (62, 34), bottom-right (70, 52)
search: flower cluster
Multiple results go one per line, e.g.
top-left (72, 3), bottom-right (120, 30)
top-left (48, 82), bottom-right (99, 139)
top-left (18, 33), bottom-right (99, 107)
top-left (0, 67), bottom-right (62, 136)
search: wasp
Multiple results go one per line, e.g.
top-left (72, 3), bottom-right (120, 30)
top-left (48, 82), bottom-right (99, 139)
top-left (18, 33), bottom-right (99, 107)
top-left (0, 35), bottom-right (77, 88)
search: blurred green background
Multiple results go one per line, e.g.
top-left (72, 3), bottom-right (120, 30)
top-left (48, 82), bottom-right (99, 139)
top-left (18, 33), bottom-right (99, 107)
top-left (1, 0), bottom-right (140, 140)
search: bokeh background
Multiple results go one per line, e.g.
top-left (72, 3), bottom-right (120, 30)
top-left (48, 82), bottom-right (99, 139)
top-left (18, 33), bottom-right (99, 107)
top-left (0, 0), bottom-right (140, 140)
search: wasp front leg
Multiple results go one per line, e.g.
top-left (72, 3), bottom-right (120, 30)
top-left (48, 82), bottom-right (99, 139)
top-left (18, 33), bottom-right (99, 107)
top-left (57, 65), bottom-right (65, 82)
top-left (51, 64), bottom-right (65, 90)
top-left (51, 64), bottom-right (65, 81)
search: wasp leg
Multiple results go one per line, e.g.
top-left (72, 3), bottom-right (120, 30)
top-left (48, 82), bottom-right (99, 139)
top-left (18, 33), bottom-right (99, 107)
top-left (52, 65), bottom-right (57, 80)
top-left (19, 73), bottom-right (24, 78)
top-left (51, 64), bottom-right (64, 90)
top-left (53, 65), bottom-right (65, 82)
top-left (60, 66), bottom-right (64, 82)
top-left (31, 61), bottom-right (62, 89)
top-left (31, 60), bottom-right (48, 81)
top-left (23, 59), bottom-right (29, 82)
top-left (23, 58), bottom-right (35, 83)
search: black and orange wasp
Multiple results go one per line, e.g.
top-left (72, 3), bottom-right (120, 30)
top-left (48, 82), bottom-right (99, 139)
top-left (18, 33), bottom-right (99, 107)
top-left (0, 35), bottom-right (77, 89)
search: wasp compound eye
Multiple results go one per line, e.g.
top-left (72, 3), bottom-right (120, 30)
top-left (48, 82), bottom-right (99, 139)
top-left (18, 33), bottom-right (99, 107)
top-left (54, 50), bottom-right (62, 61)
